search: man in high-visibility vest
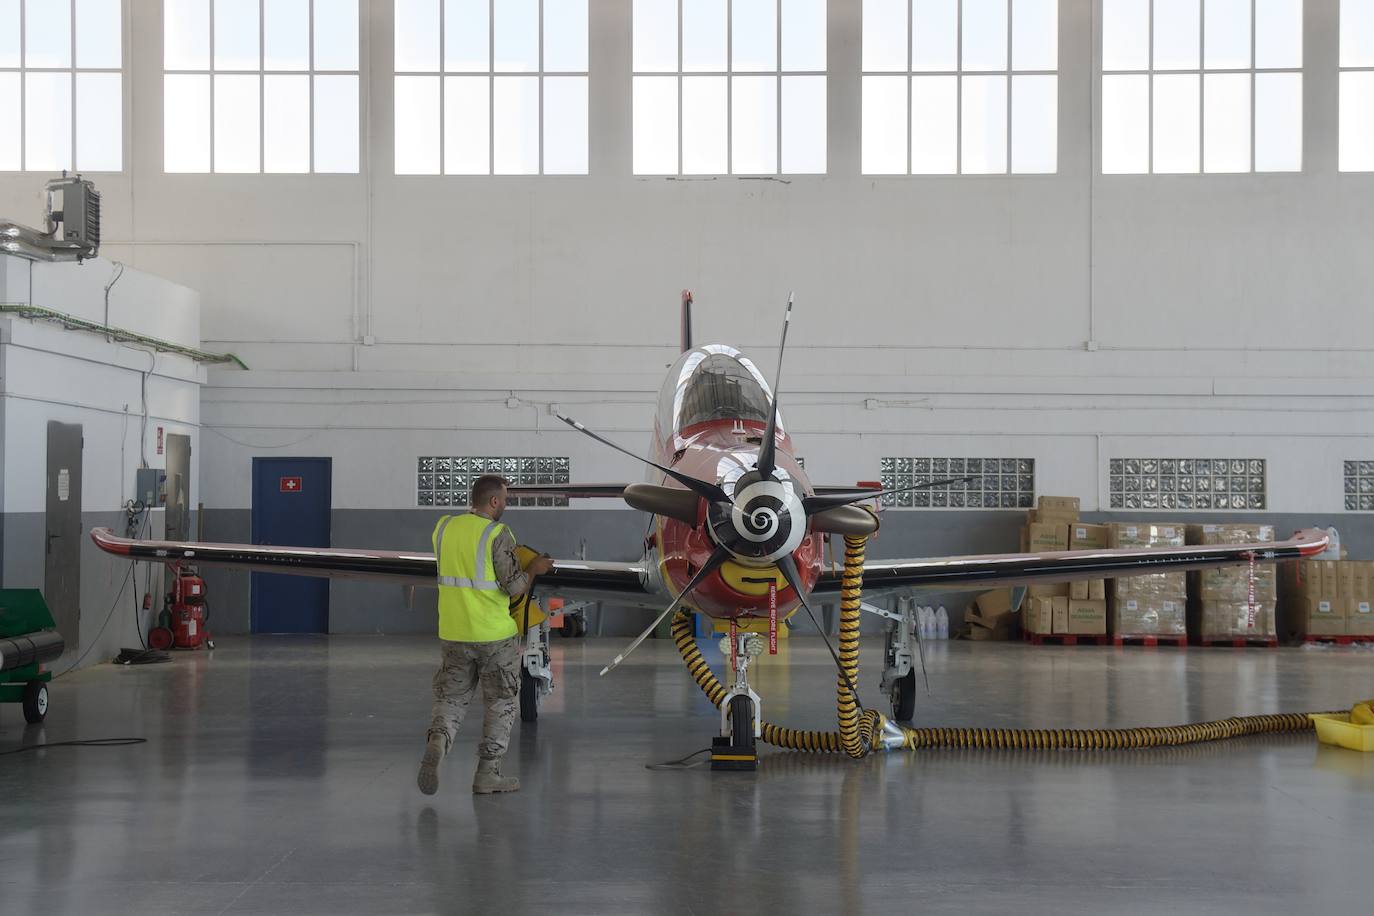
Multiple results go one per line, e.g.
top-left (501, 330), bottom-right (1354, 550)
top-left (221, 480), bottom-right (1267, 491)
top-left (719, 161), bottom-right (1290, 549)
top-left (418, 474), bottom-right (553, 795)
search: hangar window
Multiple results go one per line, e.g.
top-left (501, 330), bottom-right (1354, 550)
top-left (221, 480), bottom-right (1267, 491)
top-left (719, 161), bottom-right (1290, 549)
top-left (880, 457), bottom-right (1035, 508)
top-left (632, 0), bottom-right (827, 175)
top-left (1340, 0), bottom-right (1374, 169)
top-left (1101, 0), bottom-right (1303, 174)
top-left (0, 0), bottom-right (122, 172)
top-left (418, 457), bottom-right (572, 507)
top-left (1345, 461), bottom-right (1374, 511)
top-left (393, 0), bottom-right (588, 175)
top-left (1108, 458), bottom-right (1266, 510)
top-left (162, 0), bottom-right (360, 173)
top-left (861, 0), bottom-right (1058, 175)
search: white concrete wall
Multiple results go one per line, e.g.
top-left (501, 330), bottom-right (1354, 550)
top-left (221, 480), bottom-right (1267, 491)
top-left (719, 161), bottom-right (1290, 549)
top-left (1, 252), bottom-right (205, 666)
top-left (0, 1), bottom-right (1371, 521)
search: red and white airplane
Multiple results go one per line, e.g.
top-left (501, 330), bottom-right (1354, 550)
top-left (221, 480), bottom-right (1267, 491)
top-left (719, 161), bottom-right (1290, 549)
top-left (93, 292), bottom-right (1329, 737)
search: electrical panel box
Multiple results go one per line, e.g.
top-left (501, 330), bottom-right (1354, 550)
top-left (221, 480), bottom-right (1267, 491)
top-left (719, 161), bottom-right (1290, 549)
top-left (135, 468), bottom-right (167, 508)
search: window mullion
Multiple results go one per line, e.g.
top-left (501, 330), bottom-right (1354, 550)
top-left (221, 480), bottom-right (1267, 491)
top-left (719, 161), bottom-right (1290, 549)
top-left (69, 0), bottom-right (76, 170)
top-left (309, 0), bottom-right (316, 173)
top-left (210, 0), bottom-right (217, 172)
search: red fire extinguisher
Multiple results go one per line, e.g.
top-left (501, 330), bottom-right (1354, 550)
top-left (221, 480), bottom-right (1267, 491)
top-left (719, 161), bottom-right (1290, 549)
top-left (148, 565), bottom-right (214, 651)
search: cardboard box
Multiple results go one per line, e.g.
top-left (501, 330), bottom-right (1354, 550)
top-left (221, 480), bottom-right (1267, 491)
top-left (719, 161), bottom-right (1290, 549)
top-left (1338, 563), bottom-right (1357, 600)
top-left (1025, 598), bottom-right (1054, 635)
top-left (1347, 598), bottom-right (1374, 636)
top-left (1089, 579), bottom-right (1106, 600)
top-left (1109, 523), bottom-right (1185, 549)
top-left (1029, 582), bottom-right (1069, 598)
top-left (1064, 599), bottom-right (1107, 635)
top-left (1186, 523), bottom-right (1276, 546)
top-left (1069, 524), bottom-right (1110, 550)
top-left (1306, 597), bottom-right (1346, 635)
top-left (1114, 597), bottom-right (1186, 637)
top-left (1199, 599), bottom-right (1276, 639)
top-left (1037, 496), bottom-right (1080, 514)
top-left (1071, 579), bottom-right (1089, 600)
top-left (1026, 522), bottom-right (1069, 552)
top-left (974, 589), bottom-right (1014, 618)
top-left (1051, 596), bottom-right (1070, 634)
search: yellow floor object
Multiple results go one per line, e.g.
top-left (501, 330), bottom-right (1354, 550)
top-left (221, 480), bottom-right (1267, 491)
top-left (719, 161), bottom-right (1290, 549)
top-left (1309, 713), bottom-right (1374, 752)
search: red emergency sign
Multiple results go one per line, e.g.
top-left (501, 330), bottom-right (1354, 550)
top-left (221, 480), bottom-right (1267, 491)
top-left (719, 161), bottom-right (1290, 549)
top-left (280, 476), bottom-right (303, 493)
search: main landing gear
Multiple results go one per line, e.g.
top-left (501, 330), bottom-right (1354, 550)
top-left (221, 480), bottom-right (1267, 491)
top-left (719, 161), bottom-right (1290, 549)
top-left (711, 631), bottom-right (765, 771)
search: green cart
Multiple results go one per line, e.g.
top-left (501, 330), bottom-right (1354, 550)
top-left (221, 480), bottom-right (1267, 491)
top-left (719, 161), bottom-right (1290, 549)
top-left (0, 590), bottom-right (66, 723)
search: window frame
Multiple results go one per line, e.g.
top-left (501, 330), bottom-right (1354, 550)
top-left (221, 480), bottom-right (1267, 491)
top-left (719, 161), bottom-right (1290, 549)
top-left (1100, 0), bottom-right (1304, 175)
top-left (162, 0), bottom-right (361, 174)
top-left (392, 0), bottom-right (589, 176)
top-left (0, 0), bottom-right (125, 173)
top-left (630, 0), bottom-right (828, 176)
top-left (860, 0), bottom-right (1060, 176)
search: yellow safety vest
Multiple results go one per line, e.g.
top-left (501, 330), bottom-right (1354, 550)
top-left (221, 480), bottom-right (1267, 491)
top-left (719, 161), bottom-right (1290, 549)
top-left (432, 513), bottom-right (518, 643)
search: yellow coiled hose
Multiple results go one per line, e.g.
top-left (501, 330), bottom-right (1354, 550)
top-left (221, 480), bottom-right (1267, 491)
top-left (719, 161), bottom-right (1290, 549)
top-left (671, 534), bottom-right (1324, 757)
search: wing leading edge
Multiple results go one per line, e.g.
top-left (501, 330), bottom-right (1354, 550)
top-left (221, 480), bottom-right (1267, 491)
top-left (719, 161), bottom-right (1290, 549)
top-left (89, 528), bottom-right (654, 605)
top-left (811, 529), bottom-right (1329, 597)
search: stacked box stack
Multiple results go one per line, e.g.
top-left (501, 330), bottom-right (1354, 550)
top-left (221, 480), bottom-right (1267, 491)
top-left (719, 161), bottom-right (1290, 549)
top-left (1284, 560), bottom-right (1374, 636)
top-left (1186, 524), bottom-right (1277, 640)
top-left (966, 589), bottom-right (1018, 640)
top-left (1108, 524), bottom-right (1187, 637)
top-left (1017, 498), bottom-right (1109, 637)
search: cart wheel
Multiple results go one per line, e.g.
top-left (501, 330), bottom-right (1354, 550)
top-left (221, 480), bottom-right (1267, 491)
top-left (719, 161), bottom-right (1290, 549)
top-left (148, 626), bottom-right (174, 650)
top-left (558, 618), bottom-right (576, 638)
top-left (206, 639), bottom-right (216, 651)
top-left (574, 616), bottom-right (588, 638)
top-left (519, 669), bottom-right (539, 723)
top-left (22, 681), bottom-right (48, 724)
top-left (890, 669), bottom-right (916, 722)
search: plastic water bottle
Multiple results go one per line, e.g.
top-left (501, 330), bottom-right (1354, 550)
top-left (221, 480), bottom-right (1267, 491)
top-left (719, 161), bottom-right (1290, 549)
top-left (936, 606), bottom-right (949, 640)
top-left (917, 606), bottom-right (930, 640)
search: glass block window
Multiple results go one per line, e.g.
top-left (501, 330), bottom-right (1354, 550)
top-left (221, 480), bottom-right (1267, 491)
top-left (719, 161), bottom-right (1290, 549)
top-left (861, 0), bottom-right (1059, 175)
top-left (880, 457), bottom-right (1035, 508)
top-left (1340, 0), bottom-right (1374, 170)
top-left (1101, 0), bottom-right (1303, 174)
top-left (1108, 458), bottom-right (1266, 510)
top-left (0, 0), bottom-right (123, 172)
top-left (1344, 461), bottom-right (1374, 511)
top-left (632, 0), bottom-right (827, 175)
top-left (417, 456), bottom-right (571, 507)
top-left (394, 0), bottom-right (588, 175)
top-left (163, 0), bottom-right (361, 173)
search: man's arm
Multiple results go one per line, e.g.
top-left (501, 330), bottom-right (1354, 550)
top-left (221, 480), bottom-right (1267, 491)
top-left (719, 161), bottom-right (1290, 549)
top-left (491, 528), bottom-right (533, 598)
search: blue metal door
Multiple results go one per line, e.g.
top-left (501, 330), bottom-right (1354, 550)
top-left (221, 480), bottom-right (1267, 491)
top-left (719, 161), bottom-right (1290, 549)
top-left (251, 457), bottom-right (332, 633)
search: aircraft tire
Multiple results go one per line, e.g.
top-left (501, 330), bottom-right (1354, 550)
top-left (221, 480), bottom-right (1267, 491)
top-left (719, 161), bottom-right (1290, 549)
top-left (519, 669), bottom-right (538, 722)
top-left (891, 670), bottom-right (916, 722)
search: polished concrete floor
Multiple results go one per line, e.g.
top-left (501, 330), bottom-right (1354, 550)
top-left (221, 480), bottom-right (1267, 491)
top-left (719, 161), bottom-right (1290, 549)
top-left (3, 635), bottom-right (1373, 915)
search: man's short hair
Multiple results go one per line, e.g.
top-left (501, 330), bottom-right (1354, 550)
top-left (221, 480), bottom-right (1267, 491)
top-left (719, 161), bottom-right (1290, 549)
top-left (471, 474), bottom-right (510, 507)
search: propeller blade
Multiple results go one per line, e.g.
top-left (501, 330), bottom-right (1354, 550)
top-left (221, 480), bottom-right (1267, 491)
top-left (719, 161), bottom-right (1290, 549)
top-left (776, 553), bottom-right (862, 705)
top-left (756, 293), bottom-right (792, 480)
top-left (802, 475), bottom-right (977, 515)
top-left (556, 413), bottom-right (731, 505)
top-left (599, 545), bottom-right (732, 677)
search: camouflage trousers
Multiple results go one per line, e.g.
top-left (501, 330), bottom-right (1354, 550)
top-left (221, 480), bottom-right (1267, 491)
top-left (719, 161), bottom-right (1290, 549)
top-left (427, 635), bottom-right (521, 760)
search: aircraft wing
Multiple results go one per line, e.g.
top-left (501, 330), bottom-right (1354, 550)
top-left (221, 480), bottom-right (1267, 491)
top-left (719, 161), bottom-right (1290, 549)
top-left (89, 528), bottom-right (656, 606)
top-left (506, 483), bottom-right (628, 498)
top-left (811, 528), bottom-right (1329, 597)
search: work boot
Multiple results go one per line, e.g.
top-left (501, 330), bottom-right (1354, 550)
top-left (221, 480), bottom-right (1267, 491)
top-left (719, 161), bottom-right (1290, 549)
top-left (417, 735), bottom-right (445, 796)
top-left (472, 757), bottom-right (519, 794)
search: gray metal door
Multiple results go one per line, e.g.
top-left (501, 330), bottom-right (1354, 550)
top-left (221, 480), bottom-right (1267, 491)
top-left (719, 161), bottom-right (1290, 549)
top-left (165, 433), bottom-right (191, 542)
top-left (44, 421), bottom-right (83, 646)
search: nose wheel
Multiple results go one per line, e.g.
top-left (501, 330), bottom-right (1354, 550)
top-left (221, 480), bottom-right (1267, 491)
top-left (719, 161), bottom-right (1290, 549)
top-left (890, 670), bottom-right (916, 722)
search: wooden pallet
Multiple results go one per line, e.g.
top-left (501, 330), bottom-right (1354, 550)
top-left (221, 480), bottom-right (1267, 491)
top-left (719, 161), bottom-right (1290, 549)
top-left (1112, 635), bottom-right (1188, 648)
top-left (1303, 635), bottom-right (1372, 645)
top-left (1023, 631), bottom-right (1109, 646)
top-left (1197, 636), bottom-right (1278, 648)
